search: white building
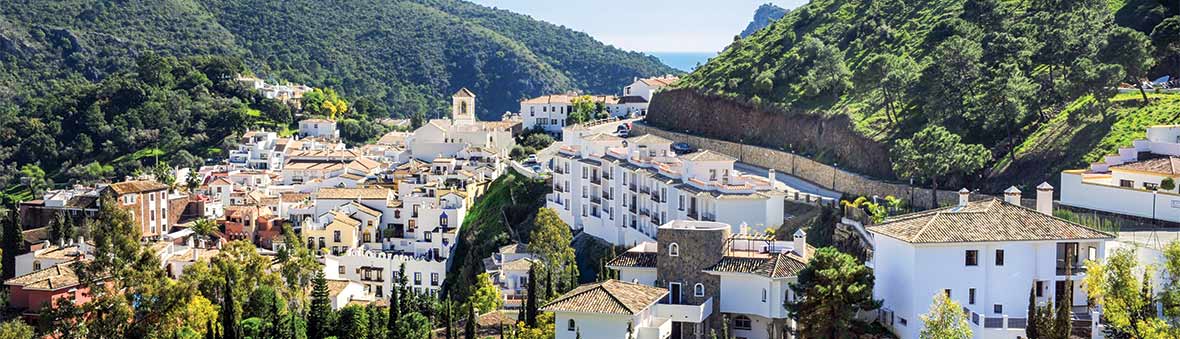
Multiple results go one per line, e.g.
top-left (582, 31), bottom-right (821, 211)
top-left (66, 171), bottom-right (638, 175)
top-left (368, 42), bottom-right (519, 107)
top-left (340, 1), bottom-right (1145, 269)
top-left (868, 188), bottom-right (1114, 339)
top-left (547, 132), bottom-right (786, 247)
top-left (571, 220), bottom-right (809, 339)
top-left (228, 131), bottom-right (286, 170)
top-left (519, 94), bottom-right (622, 134)
top-left (299, 119), bottom-right (340, 140)
top-left (622, 76), bottom-right (679, 102)
top-left (1061, 125), bottom-right (1180, 223)
top-left (483, 243), bottom-right (537, 308)
top-left (407, 89), bottom-right (516, 161)
top-left (542, 280), bottom-right (673, 339)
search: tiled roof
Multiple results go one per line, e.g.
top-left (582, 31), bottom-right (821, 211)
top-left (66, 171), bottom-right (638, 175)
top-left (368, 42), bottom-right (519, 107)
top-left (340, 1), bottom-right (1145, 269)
top-left (498, 243), bottom-right (528, 255)
top-left (108, 180), bottom-right (167, 194)
top-left (706, 251), bottom-right (808, 278)
top-left (454, 88), bottom-right (476, 98)
top-left (541, 280), bottom-right (667, 315)
top-left (1110, 156), bottom-right (1180, 175)
top-left (349, 201), bottom-right (381, 217)
top-left (280, 192), bottom-right (310, 203)
top-left (584, 133), bottom-right (623, 142)
top-left (639, 76), bottom-right (679, 87)
top-left (626, 134), bottom-right (673, 146)
top-left (868, 199), bottom-right (1115, 244)
top-left (520, 94), bottom-right (618, 105)
top-left (607, 251), bottom-right (657, 268)
top-left (501, 258), bottom-right (537, 271)
top-left (617, 96), bottom-right (649, 104)
top-left (5, 263), bottom-right (81, 291)
top-left (316, 188), bottom-right (391, 200)
top-left (682, 150), bottom-right (736, 162)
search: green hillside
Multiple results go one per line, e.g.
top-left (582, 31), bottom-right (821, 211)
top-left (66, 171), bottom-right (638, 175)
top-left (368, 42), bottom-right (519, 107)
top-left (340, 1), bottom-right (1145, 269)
top-left (0, 0), bottom-right (676, 121)
top-left (676, 0), bottom-right (1180, 191)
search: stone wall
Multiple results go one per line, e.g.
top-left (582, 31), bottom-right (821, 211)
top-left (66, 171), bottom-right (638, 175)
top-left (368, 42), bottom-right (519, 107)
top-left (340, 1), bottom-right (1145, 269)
top-left (634, 123), bottom-right (980, 209)
top-left (646, 89), bottom-right (893, 178)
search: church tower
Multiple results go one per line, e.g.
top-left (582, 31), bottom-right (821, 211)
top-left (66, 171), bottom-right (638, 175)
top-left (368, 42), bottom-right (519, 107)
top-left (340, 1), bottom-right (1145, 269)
top-left (451, 88), bottom-right (476, 124)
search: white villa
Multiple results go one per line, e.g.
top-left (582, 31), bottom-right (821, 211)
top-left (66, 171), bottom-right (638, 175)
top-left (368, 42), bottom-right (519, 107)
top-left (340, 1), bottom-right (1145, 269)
top-left (482, 243), bottom-right (537, 308)
top-left (622, 75), bottom-right (679, 102)
top-left (228, 131), bottom-right (286, 170)
top-left (299, 118), bottom-right (340, 140)
top-left (869, 187), bottom-right (1114, 339)
top-left (554, 220), bottom-right (810, 339)
top-left (547, 130), bottom-right (786, 247)
top-left (1061, 125), bottom-right (1180, 223)
top-left (519, 94), bottom-right (622, 134)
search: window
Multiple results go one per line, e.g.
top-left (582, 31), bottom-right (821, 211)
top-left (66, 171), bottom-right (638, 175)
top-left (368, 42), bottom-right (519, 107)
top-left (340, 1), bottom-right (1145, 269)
top-left (994, 304), bottom-right (1003, 314)
top-left (1120, 179), bottom-right (1134, 188)
top-left (431, 273), bottom-right (440, 286)
top-left (439, 213), bottom-right (449, 228)
top-left (32, 261), bottom-right (41, 271)
top-left (709, 169), bottom-right (717, 181)
top-left (969, 288), bottom-right (976, 305)
top-left (1035, 281), bottom-right (1044, 297)
top-left (333, 231), bottom-right (341, 242)
top-left (567, 319), bottom-right (576, 331)
top-left (669, 243), bottom-right (679, 257)
top-left (899, 318), bottom-right (908, 326)
top-left (376, 286), bottom-right (383, 297)
top-left (762, 289), bottom-right (768, 302)
top-left (733, 316), bottom-right (752, 330)
top-left (694, 283), bottom-right (705, 297)
top-left (414, 272), bottom-right (422, 285)
top-left (995, 249), bottom-right (1005, 266)
top-left (1146, 182), bottom-right (1160, 190)
top-left (965, 250), bottom-right (979, 266)
top-left (678, 196), bottom-right (685, 211)
top-left (944, 289), bottom-right (952, 298)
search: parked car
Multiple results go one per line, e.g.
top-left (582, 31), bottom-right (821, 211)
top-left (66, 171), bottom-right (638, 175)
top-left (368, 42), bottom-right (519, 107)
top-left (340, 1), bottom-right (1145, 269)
top-left (672, 142), bottom-right (697, 154)
top-left (526, 154), bottom-right (538, 163)
top-left (616, 123), bottom-right (630, 134)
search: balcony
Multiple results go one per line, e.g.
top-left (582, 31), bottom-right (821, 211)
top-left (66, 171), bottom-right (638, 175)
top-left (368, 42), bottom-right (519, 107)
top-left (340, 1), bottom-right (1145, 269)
top-left (591, 177), bottom-right (602, 185)
top-left (639, 187), bottom-right (650, 195)
top-left (629, 184), bottom-right (638, 192)
top-left (655, 297), bottom-right (713, 323)
top-left (687, 209), bottom-right (698, 220)
top-left (591, 196), bottom-right (602, 204)
top-left (650, 194), bottom-right (663, 203)
top-left (701, 212), bottom-right (716, 222)
top-left (635, 318), bottom-right (672, 339)
top-left (553, 185), bottom-right (565, 193)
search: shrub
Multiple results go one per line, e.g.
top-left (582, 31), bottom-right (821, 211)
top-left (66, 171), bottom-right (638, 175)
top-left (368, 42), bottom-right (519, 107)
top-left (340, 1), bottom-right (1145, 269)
top-left (1162, 177), bottom-right (1176, 191)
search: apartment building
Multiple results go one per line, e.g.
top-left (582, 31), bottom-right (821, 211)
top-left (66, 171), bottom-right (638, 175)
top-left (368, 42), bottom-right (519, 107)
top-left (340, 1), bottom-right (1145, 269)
top-left (519, 94), bottom-right (625, 133)
top-left (102, 180), bottom-right (171, 240)
top-left (1061, 125), bottom-right (1180, 223)
top-left (558, 220), bottom-right (809, 339)
top-left (548, 132), bottom-right (786, 246)
top-left (869, 188), bottom-right (1114, 339)
top-left (228, 130), bottom-right (286, 170)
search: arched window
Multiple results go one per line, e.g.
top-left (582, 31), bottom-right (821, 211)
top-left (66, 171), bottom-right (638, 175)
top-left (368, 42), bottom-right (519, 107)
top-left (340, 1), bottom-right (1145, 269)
top-left (32, 260), bottom-right (41, 271)
top-left (460, 101), bottom-right (468, 115)
top-left (761, 288), bottom-right (768, 302)
top-left (440, 212), bottom-right (449, 228)
top-left (669, 243), bottom-right (679, 257)
top-left (734, 315), bottom-right (752, 330)
top-left (694, 283), bottom-right (705, 297)
top-left (567, 319), bottom-right (576, 331)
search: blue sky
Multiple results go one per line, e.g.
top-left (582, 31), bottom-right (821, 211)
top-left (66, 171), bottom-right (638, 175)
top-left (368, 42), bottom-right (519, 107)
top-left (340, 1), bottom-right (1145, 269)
top-left (467, 0), bottom-right (807, 53)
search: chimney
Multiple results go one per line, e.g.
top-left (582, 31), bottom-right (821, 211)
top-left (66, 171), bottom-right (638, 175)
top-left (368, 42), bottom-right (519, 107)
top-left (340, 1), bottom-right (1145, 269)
top-left (1036, 182), bottom-right (1054, 215)
top-left (958, 188), bottom-right (970, 207)
top-left (768, 169), bottom-right (777, 184)
top-left (793, 229), bottom-right (808, 260)
top-left (1003, 186), bottom-right (1022, 205)
top-left (192, 247), bottom-right (199, 261)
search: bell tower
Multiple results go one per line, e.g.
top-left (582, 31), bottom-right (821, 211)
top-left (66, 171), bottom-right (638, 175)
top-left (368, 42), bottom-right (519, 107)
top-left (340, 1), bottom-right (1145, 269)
top-left (451, 88), bottom-right (476, 123)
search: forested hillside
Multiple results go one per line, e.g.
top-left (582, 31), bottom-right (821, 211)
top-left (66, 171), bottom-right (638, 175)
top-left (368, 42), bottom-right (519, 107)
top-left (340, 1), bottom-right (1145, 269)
top-left (0, 0), bottom-right (675, 122)
top-left (674, 0), bottom-right (1180, 192)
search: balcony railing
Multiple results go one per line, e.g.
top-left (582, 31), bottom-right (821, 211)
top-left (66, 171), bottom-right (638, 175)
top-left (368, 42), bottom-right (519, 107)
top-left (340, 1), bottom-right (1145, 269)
top-left (591, 177), bottom-right (601, 185)
top-left (701, 212), bottom-right (716, 222)
top-left (655, 297), bottom-right (713, 323)
top-left (629, 184), bottom-right (637, 192)
top-left (591, 196), bottom-right (602, 204)
top-left (1056, 263), bottom-right (1087, 276)
top-left (687, 210), bottom-right (698, 220)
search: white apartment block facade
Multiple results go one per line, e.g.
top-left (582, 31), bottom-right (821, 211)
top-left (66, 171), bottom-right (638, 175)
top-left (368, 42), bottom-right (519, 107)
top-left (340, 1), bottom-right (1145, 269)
top-left (547, 132), bottom-right (786, 247)
top-left (869, 189), bottom-right (1113, 339)
top-left (1061, 125), bottom-right (1180, 223)
top-left (229, 131), bottom-right (286, 170)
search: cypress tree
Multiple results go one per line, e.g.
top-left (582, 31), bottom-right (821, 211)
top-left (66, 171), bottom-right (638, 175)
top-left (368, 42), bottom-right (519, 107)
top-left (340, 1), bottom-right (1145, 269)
top-left (1027, 284), bottom-right (1039, 339)
top-left (445, 300), bottom-right (454, 339)
top-left (545, 267), bottom-right (554, 300)
top-left (388, 280), bottom-right (400, 338)
top-left (526, 263), bottom-right (538, 327)
top-left (465, 302), bottom-right (477, 339)
top-left (206, 319), bottom-right (217, 339)
top-left (1053, 280), bottom-right (1073, 339)
top-left (308, 270), bottom-right (332, 339)
top-left (721, 314), bottom-right (730, 339)
top-left (222, 267), bottom-right (241, 339)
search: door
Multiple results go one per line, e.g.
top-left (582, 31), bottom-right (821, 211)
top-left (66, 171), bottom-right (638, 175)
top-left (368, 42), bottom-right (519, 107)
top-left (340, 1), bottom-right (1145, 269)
top-left (669, 282), bottom-right (682, 304)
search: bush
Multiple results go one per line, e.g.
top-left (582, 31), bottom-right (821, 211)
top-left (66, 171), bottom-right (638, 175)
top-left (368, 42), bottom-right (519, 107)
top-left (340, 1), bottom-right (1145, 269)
top-left (523, 133), bottom-right (554, 149)
top-left (1162, 177), bottom-right (1176, 191)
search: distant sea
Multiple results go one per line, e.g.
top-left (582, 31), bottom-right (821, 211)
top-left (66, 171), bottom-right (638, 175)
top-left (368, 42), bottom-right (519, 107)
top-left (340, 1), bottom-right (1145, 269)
top-left (647, 51), bottom-right (717, 72)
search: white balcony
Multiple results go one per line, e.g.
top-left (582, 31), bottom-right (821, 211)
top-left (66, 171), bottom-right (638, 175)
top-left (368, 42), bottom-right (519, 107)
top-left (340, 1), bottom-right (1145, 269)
top-left (654, 297), bottom-right (713, 323)
top-left (636, 317), bottom-right (672, 339)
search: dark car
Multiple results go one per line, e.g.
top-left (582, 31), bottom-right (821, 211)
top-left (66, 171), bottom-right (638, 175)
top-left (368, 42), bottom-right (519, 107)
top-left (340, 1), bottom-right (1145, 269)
top-left (672, 142), bottom-right (697, 154)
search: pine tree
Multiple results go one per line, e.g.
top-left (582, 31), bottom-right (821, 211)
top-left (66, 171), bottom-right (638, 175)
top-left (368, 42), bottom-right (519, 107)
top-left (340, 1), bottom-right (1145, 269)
top-left (308, 270), bottom-right (332, 339)
top-left (1026, 284), bottom-right (1039, 339)
top-left (465, 302), bottom-right (477, 339)
top-left (526, 263), bottom-right (538, 327)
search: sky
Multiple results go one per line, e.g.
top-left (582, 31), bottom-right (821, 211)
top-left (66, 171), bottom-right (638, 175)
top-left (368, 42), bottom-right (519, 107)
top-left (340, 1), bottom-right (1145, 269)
top-left (467, 0), bottom-right (807, 53)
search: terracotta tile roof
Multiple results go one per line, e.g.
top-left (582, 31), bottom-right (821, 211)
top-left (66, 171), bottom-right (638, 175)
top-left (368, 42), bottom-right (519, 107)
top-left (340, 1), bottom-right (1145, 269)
top-left (498, 243), bottom-right (528, 255)
top-left (868, 199), bottom-right (1115, 244)
top-left (521, 94), bottom-right (619, 105)
top-left (541, 280), bottom-right (667, 315)
top-left (682, 150), bottom-right (736, 162)
top-left (35, 244), bottom-right (86, 261)
top-left (626, 134), bottom-right (673, 146)
top-left (301, 118), bottom-right (335, 124)
top-left (1110, 156), bottom-right (1180, 175)
top-left (501, 258), bottom-right (537, 271)
top-left (5, 263), bottom-right (81, 291)
top-left (607, 251), bottom-right (657, 268)
top-left (316, 188), bottom-right (391, 200)
top-left (281, 192), bottom-right (310, 203)
top-left (108, 180), bottom-right (167, 194)
top-left (706, 251), bottom-right (808, 278)
top-left (326, 278), bottom-right (352, 297)
top-left (349, 202), bottom-right (381, 217)
top-left (638, 76), bottom-right (679, 87)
